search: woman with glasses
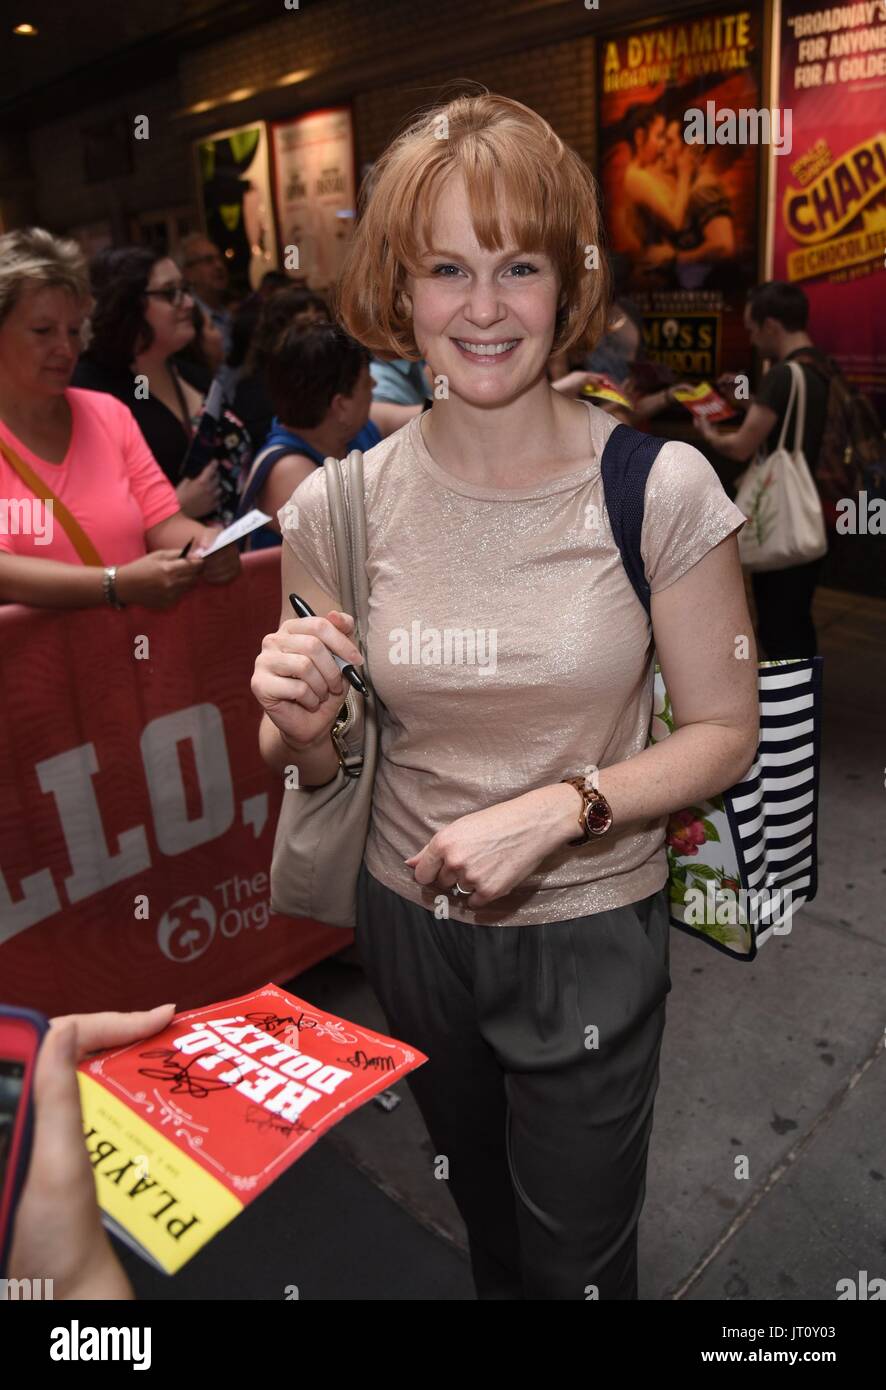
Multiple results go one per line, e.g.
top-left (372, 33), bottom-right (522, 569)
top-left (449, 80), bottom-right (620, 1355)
top-left (0, 227), bottom-right (239, 609)
top-left (73, 247), bottom-right (224, 519)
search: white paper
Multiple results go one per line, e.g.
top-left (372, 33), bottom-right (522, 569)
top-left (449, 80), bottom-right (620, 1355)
top-left (194, 509), bottom-right (273, 557)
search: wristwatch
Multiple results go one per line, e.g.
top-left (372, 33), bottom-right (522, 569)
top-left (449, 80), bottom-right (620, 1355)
top-left (560, 775), bottom-right (614, 845)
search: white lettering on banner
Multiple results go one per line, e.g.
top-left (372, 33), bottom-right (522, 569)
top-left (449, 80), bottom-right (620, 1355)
top-left (0, 867), bottom-right (61, 946)
top-left (38, 744), bottom-right (151, 904)
top-left (0, 702), bottom-right (239, 943)
top-left (140, 704), bottom-right (235, 854)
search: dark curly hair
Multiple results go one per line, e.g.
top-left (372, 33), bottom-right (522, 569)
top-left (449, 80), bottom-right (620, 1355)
top-left (244, 286), bottom-right (329, 375)
top-left (264, 321), bottom-right (369, 429)
top-left (86, 246), bottom-right (161, 367)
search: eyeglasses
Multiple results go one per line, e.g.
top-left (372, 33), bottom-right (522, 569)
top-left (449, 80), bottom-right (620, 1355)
top-left (144, 284), bottom-right (192, 307)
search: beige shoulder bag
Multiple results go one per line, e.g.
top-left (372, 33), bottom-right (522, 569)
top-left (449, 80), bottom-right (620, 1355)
top-left (269, 449), bottom-right (380, 929)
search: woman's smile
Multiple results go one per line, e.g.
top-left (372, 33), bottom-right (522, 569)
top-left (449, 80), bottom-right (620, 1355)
top-left (450, 336), bottom-right (522, 363)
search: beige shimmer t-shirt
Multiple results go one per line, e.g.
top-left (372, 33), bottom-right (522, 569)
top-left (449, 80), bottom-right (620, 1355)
top-left (279, 400), bottom-right (746, 926)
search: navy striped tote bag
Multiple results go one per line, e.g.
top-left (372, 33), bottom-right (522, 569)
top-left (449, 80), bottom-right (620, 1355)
top-left (601, 423), bottom-right (822, 961)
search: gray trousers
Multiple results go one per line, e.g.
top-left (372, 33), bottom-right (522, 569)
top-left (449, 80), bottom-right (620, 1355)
top-left (354, 861), bottom-right (671, 1300)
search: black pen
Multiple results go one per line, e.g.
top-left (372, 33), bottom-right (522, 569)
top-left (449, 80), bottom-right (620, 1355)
top-left (179, 538), bottom-right (194, 558)
top-left (289, 592), bottom-right (368, 697)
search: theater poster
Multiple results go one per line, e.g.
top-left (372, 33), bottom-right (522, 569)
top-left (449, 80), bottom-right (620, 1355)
top-left (194, 122), bottom-right (279, 296)
top-left (598, 10), bottom-right (763, 381)
top-left (271, 107), bottom-right (356, 290)
top-left (773, 0), bottom-right (886, 417)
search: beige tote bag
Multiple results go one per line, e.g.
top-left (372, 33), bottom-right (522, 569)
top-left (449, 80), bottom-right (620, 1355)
top-left (735, 360), bottom-right (828, 572)
top-left (269, 449), bottom-right (379, 929)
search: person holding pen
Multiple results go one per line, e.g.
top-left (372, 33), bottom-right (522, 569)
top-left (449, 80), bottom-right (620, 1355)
top-left (251, 93), bottom-right (758, 1300)
top-left (0, 228), bottom-right (240, 609)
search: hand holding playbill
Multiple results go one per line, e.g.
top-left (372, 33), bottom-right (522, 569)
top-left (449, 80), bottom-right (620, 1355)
top-left (76, 985), bottom-right (427, 1273)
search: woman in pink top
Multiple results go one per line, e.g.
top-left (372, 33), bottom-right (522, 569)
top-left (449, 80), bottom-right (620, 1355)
top-left (0, 227), bottom-right (239, 608)
top-left (252, 95), bottom-right (760, 1299)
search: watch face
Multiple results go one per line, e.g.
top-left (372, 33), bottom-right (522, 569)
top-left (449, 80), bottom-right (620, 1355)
top-left (584, 799), bottom-right (612, 835)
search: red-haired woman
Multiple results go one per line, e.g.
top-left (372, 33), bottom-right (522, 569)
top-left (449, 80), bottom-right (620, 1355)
top-left (252, 93), bottom-right (757, 1300)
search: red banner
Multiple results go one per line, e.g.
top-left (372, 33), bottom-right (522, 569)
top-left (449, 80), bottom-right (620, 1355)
top-left (774, 0), bottom-right (886, 415)
top-left (0, 551), bottom-right (348, 1017)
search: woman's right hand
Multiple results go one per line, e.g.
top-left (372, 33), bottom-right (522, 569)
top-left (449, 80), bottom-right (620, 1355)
top-left (176, 460), bottom-right (222, 518)
top-left (116, 550), bottom-right (204, 609)
top-left (251, 611), bottom-right (364, 751)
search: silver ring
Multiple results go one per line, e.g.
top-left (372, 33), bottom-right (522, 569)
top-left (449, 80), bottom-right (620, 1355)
top-left (451, 881), bottom-right (471, 898)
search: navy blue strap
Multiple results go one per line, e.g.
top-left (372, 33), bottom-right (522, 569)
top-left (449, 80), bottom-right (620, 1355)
top-left (599, 423), bottom-right (667, 618)
top-left (237, 446), bottom-right (300, 519)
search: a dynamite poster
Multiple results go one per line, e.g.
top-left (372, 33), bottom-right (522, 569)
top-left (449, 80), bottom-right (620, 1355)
top-left (597, 10), bottom-right (763, 380)
top-left (774, 0), bottom-right (886, 417)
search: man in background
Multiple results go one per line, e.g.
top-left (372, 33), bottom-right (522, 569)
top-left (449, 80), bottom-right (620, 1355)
top-left (179, 233), bottom-right (233, 359)
top-left (697, 282), bottom-right (830, 658)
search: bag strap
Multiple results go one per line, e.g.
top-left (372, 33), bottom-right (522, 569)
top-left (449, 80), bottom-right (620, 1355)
top-left (789, 347), bottom-right (838, 387)
top-left (237, 445), bottom-right (295, 520)
top-left (324, 449), bottom-right (379, 772)
top-left (786, 359), bottom-right (806, 456)
top-left (0, 436), bottom-right (105, 566)
top-left (776, 361), bottom-right (800, 454)
top-left (599, 423), bottom-right (667, 618)
top-left (325, 451), bottom-right (358, 624)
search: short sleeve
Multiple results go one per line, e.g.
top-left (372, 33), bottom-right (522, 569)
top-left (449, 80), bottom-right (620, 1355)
top-left (277, 463), bottom-right (341, 599)
top-left (117, 402), bottom-right (180, 529)
top-left (640, 440), bottom-right (746, 594)
top-left (755, 362), bottom-right (791, 419)
top-left (369, 361), bottom-right (413, 405)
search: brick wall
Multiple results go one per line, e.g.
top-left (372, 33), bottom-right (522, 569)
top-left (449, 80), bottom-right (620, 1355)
top-left (28, 76), bottom-right (190, 234)
top-left (24, 0), bottom-right (597, 235)
top-left (353, 36), bottom-right (596, 171)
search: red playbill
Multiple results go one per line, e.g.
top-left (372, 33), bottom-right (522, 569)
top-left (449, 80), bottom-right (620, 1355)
top-left (77, 983), bottom-right (427, 1272)
top-left (671, 381), bottom-right (738, 424)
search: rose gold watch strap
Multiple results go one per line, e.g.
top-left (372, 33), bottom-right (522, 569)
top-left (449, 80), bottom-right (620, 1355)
top-left (562, 775), bottom-right (591, 843)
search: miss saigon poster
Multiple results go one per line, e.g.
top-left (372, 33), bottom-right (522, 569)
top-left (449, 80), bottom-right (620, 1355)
top-left (773, 0), bottom-right (886, 417)
top-left (597, 10), bottom-right (762, 380)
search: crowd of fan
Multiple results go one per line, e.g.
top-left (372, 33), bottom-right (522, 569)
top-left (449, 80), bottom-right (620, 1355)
top-left (0, 225), bottom-right (649, 612)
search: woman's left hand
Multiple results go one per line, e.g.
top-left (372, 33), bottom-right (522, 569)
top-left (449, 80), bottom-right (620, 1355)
top-left (404, 785), bottom-right (575, 909)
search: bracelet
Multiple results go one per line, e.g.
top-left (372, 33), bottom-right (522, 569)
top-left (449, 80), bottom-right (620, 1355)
top-left (102, 566), bottom-right (125, 609)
